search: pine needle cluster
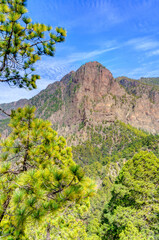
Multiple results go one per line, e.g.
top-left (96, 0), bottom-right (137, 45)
top-left (0, 106), bottom-right (94, 239)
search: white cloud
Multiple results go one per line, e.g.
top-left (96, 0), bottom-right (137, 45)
top-left (147, 49), bottom-right (159, 56)
top-left (45, 0), bottom-right (124, 33)
top-left (127, 67), bottom-right (146, 78)
top-left (65, 47), bottom-right (118, 63)
top-left (0, 84), bottom-right (39, 104)
top-left (0, 64), bottom-right (74, 104)
top-left (127, 66), bottom-right (159, 79)
top-left (0, 44), bottom-right (118, 104)
top-left (126, 37), bottom-right (159, 51)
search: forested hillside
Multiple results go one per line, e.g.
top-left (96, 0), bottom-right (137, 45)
top-left (1, 0), bottom-right (159, 239)
top-left (1, 113), bottom-right (159, 239)
top-left (72, 121), bottom-right (159, 239)
top-left (0, 62), bottom-right (159, 239)
top-left (101, 151), bottom-right (159, 240)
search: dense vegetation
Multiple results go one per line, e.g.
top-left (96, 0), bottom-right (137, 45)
top-left (0, 106), bottom-right (94, 239)
top-left (30, 86), bottom-right (63, 119)
top-left (1, 113), bottom-right (159, 240)
top-left (101, 151), bottom-right (159, 240)
top-left (72, 122), bottom-right (159, 239)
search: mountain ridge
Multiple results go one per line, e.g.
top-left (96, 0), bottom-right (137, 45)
top-left (1, 61), bottom-right (159, 136)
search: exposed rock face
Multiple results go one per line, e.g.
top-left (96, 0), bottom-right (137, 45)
top-left (1, 61), bottom-right (159, 135)
top-left (47, 61), bottom-right (159, 134)
top-left (47, 62), bottom-right (125, 134)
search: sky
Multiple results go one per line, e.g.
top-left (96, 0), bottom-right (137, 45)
top-left (1, 0), bottom-right (159, 103)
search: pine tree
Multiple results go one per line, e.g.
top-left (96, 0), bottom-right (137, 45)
top-left (101, 151), bottom-right (159, 240)
top-left (0, 0), bottom-right (66, 89)
top-left (0, 106), bottom-right (94, 239)
top-left (25, 201), bottom-right (90, 239)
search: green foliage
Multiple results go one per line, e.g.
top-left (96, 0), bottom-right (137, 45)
top-left (73, 121), bottom-right (159, 168)
top-left (72, 122), bottom-right (159, 239)
top-left (78, 121), bottom-right (85, 131)
top-left (25, 201), bottom-right (90, 239)
top-left (101, 151), bottom-right (159, 240)
top-left (0, 106), bottom-right (94, 239)
top-left (1, 110), bottom-right (159, 239)
top-left (30, 87), bottom-right (63, 119)
top-left (0, 0), bottom-right (66, 89)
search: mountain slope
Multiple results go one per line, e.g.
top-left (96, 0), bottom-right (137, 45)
top-left (1, 61), bottom-right (159, 136)
top-left (1, 61), bottom-right (159, 239)
top-left (31, 61), bottom-right (159, 134)
top-left (72, 120), bottom-right (159, 238)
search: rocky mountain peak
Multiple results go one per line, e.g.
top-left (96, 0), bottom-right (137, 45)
top-left (1, 61), bottom-right (159, 137)
top-left (74, 61), bottom-right (114, 89)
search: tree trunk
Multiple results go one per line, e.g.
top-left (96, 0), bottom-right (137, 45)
top-left (46, 223), bottom-right (51, 240)
top-left (0, 196), bottom-right (11, 223)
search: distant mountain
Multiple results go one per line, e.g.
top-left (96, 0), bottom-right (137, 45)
top-left (140, 77), bottom-right (159, 86)
top-left (28, 62), bottom-right (159, 135)
top-left (0, 98), bottom-right (28, 120)
top-left (116, 76), bottom-right (159, 87)
top-left (115, 76), bottom-right (159, 100)
top-left (1, 61), bottom-right (159, 136)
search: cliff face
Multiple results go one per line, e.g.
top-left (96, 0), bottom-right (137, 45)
top-left (1, 61), bottom-right (159, 135)
top-left (41, 61), bottom-right (159, 135)
top-left (47, 62), bottom-right (125, 133)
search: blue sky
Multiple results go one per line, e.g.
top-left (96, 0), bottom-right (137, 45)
top-left (1, 0), bottom-right (159, 103)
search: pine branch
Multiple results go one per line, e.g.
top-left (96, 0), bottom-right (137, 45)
top-left (23, 114), bottom-right (31, 171)
top-left (0, 107), bottom-right (11, 117)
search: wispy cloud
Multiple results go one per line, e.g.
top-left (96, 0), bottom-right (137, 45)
top-left (0, 43), bottom-right (119, 104)
top-left (66, 47), bottom-right (118, 63)
top-left (147, 49), bottom-right (159, 56)
top-left (126, 37), bottom-right (159, 51)
top-left (42, 0), bottom-right (124, 33)
top-left (0, 83), bottom-right (39, 104)
top-left (36, 46), bottom-right (118, 87)
top-left (127, 66), bottom-right (159, 79)
top-left (0, 63), bottom-right (75, 104)
top-left (37, 45), bottom-right (118, 75)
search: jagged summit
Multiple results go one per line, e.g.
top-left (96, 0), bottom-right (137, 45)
top-left (60, 61), bottom-right (113, 86)
top-left (79, 61), bottom-right (109, 70)
top-left (60, 61), bottom-right (116, 99)
top-left (75, 61), bottom-right (114, 86)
